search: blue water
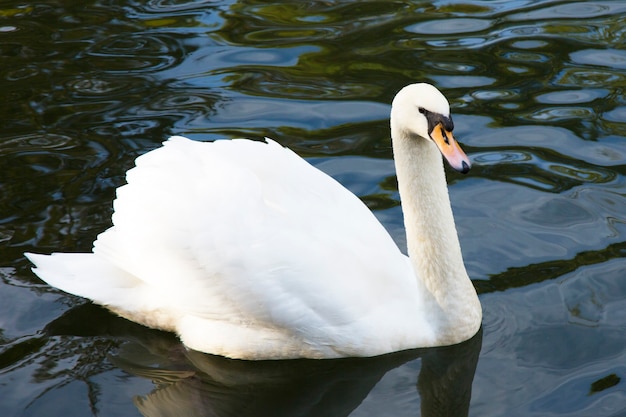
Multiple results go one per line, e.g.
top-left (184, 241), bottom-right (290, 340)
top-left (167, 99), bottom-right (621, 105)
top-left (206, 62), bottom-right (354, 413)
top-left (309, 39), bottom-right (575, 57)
top-left (1, 1), bottom-right (625, 416)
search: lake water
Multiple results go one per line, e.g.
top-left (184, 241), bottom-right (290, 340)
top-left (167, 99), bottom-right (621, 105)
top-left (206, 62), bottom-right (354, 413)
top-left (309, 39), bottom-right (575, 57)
top-left (1, 1), bottom-right (625, 416)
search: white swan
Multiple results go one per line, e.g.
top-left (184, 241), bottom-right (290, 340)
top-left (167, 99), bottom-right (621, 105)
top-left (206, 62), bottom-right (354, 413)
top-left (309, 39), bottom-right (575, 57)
top-left (26, 83), bottom-right (481, 360)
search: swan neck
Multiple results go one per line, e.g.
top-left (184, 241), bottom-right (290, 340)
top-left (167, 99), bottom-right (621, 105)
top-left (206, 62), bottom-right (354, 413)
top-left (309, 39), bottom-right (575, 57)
top-left (394, 134), bottom-right (464, 273)
top-left (391, 126), bottom-right (479, 337)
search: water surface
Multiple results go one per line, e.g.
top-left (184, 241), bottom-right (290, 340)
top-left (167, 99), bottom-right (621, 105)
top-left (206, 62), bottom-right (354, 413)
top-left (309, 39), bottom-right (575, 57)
top-left (1, 1), bottom-right (625, 416)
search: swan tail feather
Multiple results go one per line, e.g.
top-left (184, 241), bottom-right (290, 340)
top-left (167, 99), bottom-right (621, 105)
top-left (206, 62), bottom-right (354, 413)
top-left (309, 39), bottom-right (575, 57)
top-left (25, 252), bottom-right (140, 304)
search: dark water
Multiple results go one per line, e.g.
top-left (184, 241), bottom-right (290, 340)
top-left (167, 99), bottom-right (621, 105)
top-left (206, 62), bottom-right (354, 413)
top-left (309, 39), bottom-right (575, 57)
top-left (1, 1), bottom-right (625, 416)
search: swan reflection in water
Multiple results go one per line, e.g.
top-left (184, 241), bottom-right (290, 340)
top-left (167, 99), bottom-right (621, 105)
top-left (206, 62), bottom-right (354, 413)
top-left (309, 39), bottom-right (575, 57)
top-left (47, 304), bottom-right (482, 417)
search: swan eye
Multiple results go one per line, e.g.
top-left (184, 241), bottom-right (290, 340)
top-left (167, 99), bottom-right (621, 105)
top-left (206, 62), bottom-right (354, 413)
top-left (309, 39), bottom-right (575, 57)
top-left (418, 107), bottom-right (426, 114)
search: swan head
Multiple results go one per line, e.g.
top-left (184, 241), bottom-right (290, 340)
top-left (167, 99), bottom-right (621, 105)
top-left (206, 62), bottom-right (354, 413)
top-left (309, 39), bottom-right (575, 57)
top-left (391, 83), bottom-right (471, 174)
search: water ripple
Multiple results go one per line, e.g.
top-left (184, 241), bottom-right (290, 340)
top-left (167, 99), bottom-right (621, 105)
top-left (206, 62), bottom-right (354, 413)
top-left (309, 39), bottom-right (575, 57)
top-left (507, 2), bottom-right (626, 20)
top-left (406, 18), bottom-right (492, 35)
top-left (133, 0), bottom-right (222, 13)
top-left (556, 66), bottom-right (626, 87)
top-left (603, 106), bottom-right (626, 123)
top-left (524, 107), bottom-right (596, 122)
top-left (0, 133), bottom-right (75, 154)
top-left (570, 49), bottom-right (626, 70)
top-left (82, 32), bottom-right (186, 72)
top-left (473, 150), bottom-right (532, 165)
top-left (535, 89), bottom-right (609, 104)
top-left (66, 76), bottom-right (147, 97)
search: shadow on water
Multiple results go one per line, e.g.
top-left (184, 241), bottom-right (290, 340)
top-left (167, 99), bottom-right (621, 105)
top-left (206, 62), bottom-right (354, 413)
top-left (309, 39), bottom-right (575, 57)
top-left (36, 303), bottom-right (482, 417)
top-left (477, 240), bottom-right (626, 294)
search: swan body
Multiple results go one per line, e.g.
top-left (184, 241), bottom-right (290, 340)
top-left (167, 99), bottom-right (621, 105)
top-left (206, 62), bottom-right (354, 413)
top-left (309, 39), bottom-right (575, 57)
top-left (26, 83), bottom-right (481, 360)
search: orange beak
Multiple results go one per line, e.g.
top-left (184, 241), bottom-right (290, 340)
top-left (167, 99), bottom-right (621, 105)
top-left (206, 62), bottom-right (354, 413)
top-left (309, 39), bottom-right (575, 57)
top-left (430, 123), bottom-right (471, 174)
